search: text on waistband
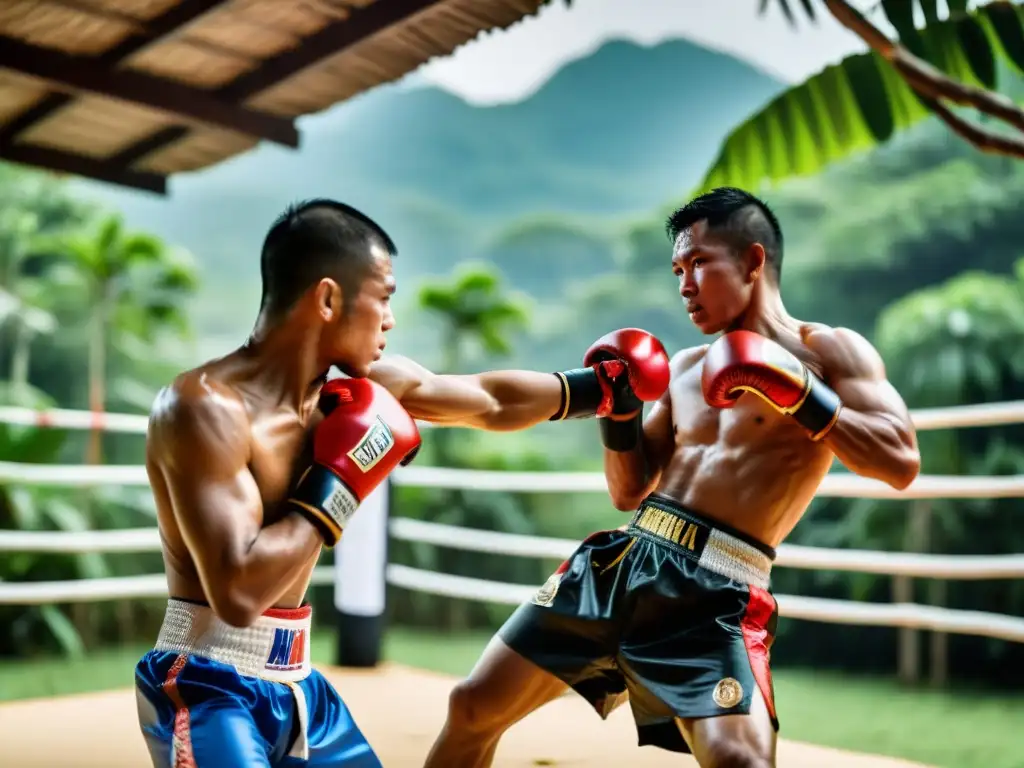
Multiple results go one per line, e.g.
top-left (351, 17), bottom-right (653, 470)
top-left (634, 505), bottom-right (702, 550)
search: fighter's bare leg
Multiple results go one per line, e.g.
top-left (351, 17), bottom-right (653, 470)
top-left (423, 635), bottom-right (568, 768)
top-left (676, 686), bottom-right (777, 768)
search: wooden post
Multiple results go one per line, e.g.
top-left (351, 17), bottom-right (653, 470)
top-left (893, 573), bottom-right (918, 684)
top-left (896, 499), bottom-right (932, 685)
top-left (929, 578), bottom-right (949, 687)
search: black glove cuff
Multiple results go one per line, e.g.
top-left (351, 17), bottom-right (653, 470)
top-left (792, 374), bottom-right (843, 441)
top-left (549, 368), bottom-right (603, 420)
top-left (599, 413), bottom-right (642, 452)
top-left (291, 503), bottom-right (339, 547)
top-left (287, 464), bottom-right (353, 547)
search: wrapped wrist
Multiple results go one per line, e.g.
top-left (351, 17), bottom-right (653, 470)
top-left (599, 412), bottom-right (642, 452)
top-left (287, 464), bottom-right (354, 547)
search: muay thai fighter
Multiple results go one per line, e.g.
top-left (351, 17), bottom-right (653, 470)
top-left (135, 198), bottom-right (671, 767)
top-left (423, 187), bottom-right (920, 768)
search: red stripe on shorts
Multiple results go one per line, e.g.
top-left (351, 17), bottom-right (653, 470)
top-left (263, 604), bottom-right (313, 620)
top-left (740, 585), bottom-right (778, 723)
top-left (162, 654), bottom-right (197, 768)
top-left (288, 628), bottom-right (307, 667)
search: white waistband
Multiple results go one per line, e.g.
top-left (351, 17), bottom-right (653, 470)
top-left (154, 599), bottom-right (313, 682)
top-left (698, 528), bottom-right (773, 591)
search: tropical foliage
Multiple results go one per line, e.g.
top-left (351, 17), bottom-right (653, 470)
top-left (702, 1), bottom-right (1024, 193)
top-left (0, 166), bottom-right (199, 657)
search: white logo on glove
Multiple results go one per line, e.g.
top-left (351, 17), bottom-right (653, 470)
top-left (346, 415), bottom-right (395, 472)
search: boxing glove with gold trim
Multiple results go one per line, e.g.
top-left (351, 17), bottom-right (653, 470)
top-left (550, 328), bottom-right (671, 451)
top-left (702, 330), bottom-right (841, 441)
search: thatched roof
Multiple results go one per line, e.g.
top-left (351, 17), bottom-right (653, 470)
top-left (0, 0), bottom-right (557, 195)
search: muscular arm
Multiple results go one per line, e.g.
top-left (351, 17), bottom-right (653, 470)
top-left (368, 356), bottom-right (563, 431)
top-left (151, 384), bottom-right (322, 627)
top-left (601, 345), bottom-right (693, 510)
top-left (603, 390), bottom-right (675, 510)
top-left (805, 327), bottom-right (921, 490)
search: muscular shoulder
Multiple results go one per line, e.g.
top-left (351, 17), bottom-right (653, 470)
top-left (368, 355), bottom-right (434, 398)
top-left (800, 324), bottom-right (886, 380)
top-left (670, 344), bottom-right (709, 377)
top-left (149, 370), bottom-right (251, 471)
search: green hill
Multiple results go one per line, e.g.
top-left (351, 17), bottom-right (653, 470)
top-left (70, 38), bottom-right (784, 347)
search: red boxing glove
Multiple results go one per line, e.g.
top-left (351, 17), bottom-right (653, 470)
top-left (288, 377), bottom-right (421, 546)
top-left (702, 330), bottom-right (842, 441)
top-left (583, 328), bottom-right (672, 406)
top-left (550, 328), bottom-right (670, 452)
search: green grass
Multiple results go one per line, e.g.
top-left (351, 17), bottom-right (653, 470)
top-left (774, 670), bottom-right (1022, 768)
top-left (1, 628), bottom-right (1020, 768)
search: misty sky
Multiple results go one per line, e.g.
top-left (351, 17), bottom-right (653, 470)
top-left (413, 0), bottom-right (907, 104)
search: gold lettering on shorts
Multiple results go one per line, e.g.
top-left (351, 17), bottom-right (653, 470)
top-left (678, 522), bottom-right (698, 550)
top-left (636, 506), bottom-right (701, 551)
top-left (667, 516), bottom-right (683, 544)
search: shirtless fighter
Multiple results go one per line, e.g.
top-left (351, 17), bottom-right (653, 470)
top-left (423, 186), bottom-right (922, 768)
top-left (134, 198), bottom-right (671, 767)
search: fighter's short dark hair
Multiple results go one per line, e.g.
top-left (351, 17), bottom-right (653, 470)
top-left (665, 187), bottom-right (784, 280)
top-left (259, 198), bottom-right (396, 318)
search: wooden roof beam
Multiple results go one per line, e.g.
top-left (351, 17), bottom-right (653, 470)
top-left (0, 0), bottom-right (229, 147)
top-left (220, 0), bottom-right (448, 100)
top-left (0, 143), bottom-right (165, 194)
top-left (0, 36), bottom-right (299, 147)
top-left (115, 0), bottom-right (448, 167)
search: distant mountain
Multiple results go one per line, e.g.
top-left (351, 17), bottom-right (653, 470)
top-left (71, 38), bottom-right (785, 347)
top-left (323, 39), bottom-right (786, 219)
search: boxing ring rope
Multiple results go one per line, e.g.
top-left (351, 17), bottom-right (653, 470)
top-left (2, 460), bottom-right (1023, 498)
top-left (6, 519), bottom-right (1024, 579)
top-left (2, 397), bottom-right (1020, 433)
top-left (1, 402), bottom-right (1024, 644)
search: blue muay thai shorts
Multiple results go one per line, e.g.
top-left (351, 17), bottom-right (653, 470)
top-left (135, 599), bottom-right (381, 767)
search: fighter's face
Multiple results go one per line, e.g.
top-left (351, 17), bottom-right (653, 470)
top-left (672, 221), bottom-right (755, 335)
top-left (322, 246), bottom-right (396, 378)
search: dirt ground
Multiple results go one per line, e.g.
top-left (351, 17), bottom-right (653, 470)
top-left (0, 664), bottom-right (935, 767)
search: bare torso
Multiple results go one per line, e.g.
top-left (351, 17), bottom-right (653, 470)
top-left (147, 352), bottom-right (324, 610)
top-left (656, 336), bottom-right (835, 549)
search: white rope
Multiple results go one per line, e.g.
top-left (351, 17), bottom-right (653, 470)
top-left (4, 565), bottom-right (1019, 642)
top-left (0, 566), bottom-right (335, 605)
top-left (385, 565), bottom-right (1024, 643)
top-left (910, 399), bottom-right (1024, 430)
top-left (1, 459), bottom-right (1021, 500)
top-left (0, 527), bottom-right (161, 553)
top-left (0, 461), bottom-right (148, 486)
top-left (774, 595), bottom-right (1024, 643)
top-left (4, 518), bottom-right (1022, 581)
top-left (387, 518), bottom-right (1024, 579)
top-left (774, 544), bottom-right (1024, 579)
top-left (0, 399), bottom-right (1023, 435)
top-left (391, 518), bottom-right (577, 559)
top-left (392, 466), bottom-right (1024, 499)
top-left (0, 406), bottom-right (149, 433)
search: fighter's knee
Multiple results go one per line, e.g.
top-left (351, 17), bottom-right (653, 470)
top-left (445, 679), bottom-right (504, 736)
top-left (699, 741), bottom-right (772, 768)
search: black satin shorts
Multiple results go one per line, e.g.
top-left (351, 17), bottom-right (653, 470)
top-left (498, 493), bottom-right (780, 754)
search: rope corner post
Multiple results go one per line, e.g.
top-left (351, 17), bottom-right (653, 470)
top-left (332, 480), bottom-right (390, 668)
